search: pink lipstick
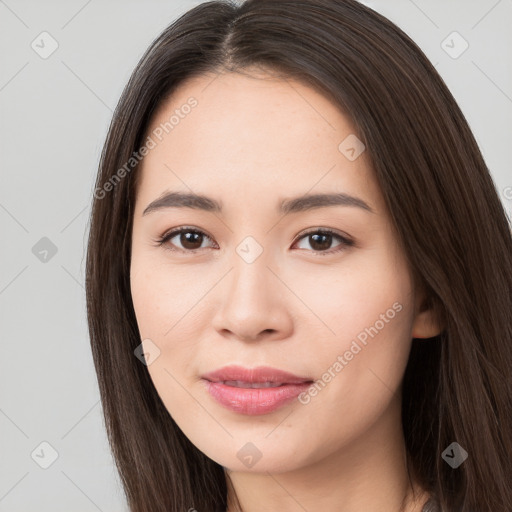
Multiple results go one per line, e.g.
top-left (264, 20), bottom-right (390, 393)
top-left (201, 365), bottom-right (314, 415)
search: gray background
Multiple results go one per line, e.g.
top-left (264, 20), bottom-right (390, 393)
top-left (0, 0), bottom-right (511, 510)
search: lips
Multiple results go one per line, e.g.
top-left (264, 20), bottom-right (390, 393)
top-left (201, 365), bottom-right (314, 415)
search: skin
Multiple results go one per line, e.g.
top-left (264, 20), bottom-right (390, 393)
top-left (130, 67), bottom-right (441, 512)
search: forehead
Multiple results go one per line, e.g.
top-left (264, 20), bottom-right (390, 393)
top-left (135, 69), bottom-right (384, 217)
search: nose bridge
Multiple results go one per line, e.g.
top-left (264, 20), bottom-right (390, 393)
top-left (211, 231), bottom-right (291, 340)
top-left (229, 233), bottom-right (275, 305)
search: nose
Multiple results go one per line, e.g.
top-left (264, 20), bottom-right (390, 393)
top-left (211, 250), bottom-right (294, 343)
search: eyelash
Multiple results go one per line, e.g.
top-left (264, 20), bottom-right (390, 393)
top-left (152, 226), bottom-right (354, 257)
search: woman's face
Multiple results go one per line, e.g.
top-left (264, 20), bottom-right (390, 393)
top-left (130, 69), bottom-right (434, 473)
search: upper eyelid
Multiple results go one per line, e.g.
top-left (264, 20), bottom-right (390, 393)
top-left (161, 226), bottom-right (350, 239)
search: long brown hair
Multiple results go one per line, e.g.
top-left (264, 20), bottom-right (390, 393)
top-left (85, 1), bottom-right (512, 510)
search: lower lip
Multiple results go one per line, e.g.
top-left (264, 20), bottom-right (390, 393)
top-left (203, 380), bottom-right (311, 415)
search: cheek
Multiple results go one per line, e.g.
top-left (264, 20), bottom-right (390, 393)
top-left (130, 255), bottom-right (208, 382)
top-left (130, 252), bottom-right (203, 340)
top-left (285, 244), bottom-right (413, 358)
top-left (296, 306), bottom-right (412, 460)
top-left (287, 246), bottom-right (415, 418)
top-left (130, 262), bottom-right (204, 428)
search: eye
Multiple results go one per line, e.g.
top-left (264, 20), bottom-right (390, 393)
top-left (292, 228), bottom-right (354, 256)
top-left (154, 226), bottom-right (217, 253)
top-left (153, 226), bottom-right (354, 256)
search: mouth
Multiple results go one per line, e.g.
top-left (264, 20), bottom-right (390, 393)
top-left (217, 380), bottom-right (289, 388)
top-left (201, 365), bottom-right (314, 415)
top-left (201, 364), bottom-right (313, 385)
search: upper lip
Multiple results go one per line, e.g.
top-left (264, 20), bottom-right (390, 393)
top-left (201, 365), bottom-right (313, 384)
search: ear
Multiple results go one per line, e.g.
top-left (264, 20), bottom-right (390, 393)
top-left (411, 288), bottom-right (444, 339)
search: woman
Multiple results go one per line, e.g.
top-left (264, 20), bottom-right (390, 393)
top-left (85, 0), bottom-right (512, 511)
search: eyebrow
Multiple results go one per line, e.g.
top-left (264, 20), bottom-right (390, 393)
top-left (142, 191), bottom-right (375, 216)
